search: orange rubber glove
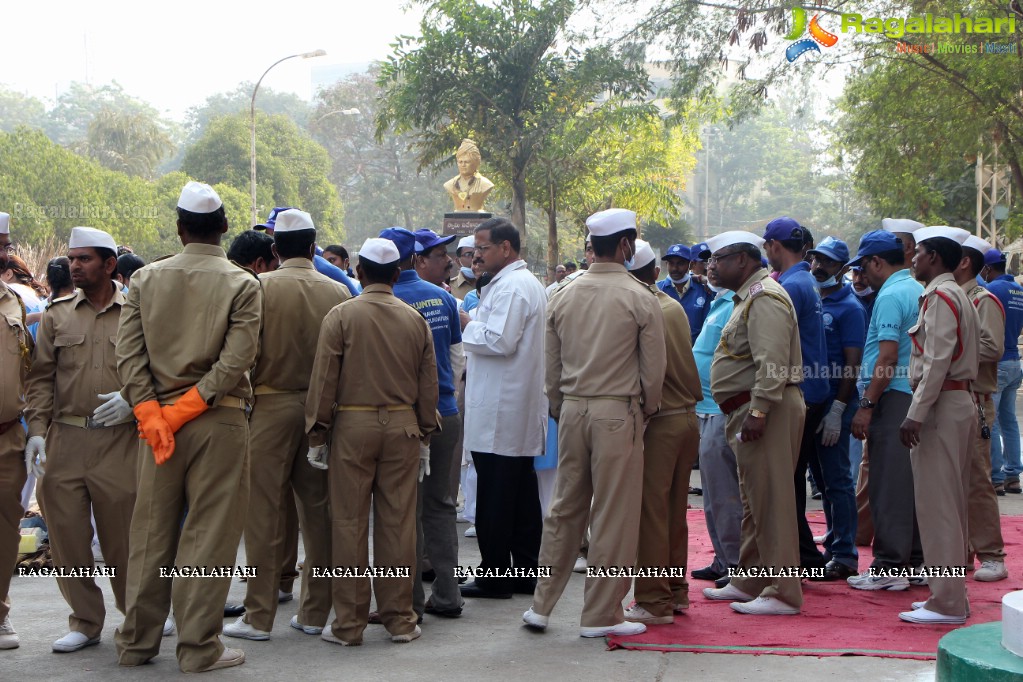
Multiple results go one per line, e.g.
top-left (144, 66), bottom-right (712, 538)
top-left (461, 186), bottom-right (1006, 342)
top-left (161, 386), bottom-right (210, 433)
top-left (134, 400), bottom-right (176, 466)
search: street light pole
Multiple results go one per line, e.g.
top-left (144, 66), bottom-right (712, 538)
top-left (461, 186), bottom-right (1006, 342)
top-left (250, 49), bottom-right (326, 226)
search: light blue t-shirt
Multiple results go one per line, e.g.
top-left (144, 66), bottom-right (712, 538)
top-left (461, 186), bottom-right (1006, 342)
top-left (858, 268), bottom-right (923, 396)
top-left (694, 291), bottom-right (735, 415)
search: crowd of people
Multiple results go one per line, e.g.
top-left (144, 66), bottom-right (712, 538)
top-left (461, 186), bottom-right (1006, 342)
top-left (0, 184), bottom-right (1021, 672)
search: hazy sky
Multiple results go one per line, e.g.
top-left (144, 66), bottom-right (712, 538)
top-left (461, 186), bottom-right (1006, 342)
top-left (3, 0), bottom-right (425, 119)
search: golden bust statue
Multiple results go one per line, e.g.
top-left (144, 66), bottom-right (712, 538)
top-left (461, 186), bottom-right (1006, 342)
top-left (443, 139), bottom-right (495, 212)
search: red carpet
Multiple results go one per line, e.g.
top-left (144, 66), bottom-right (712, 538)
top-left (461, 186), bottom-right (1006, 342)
top-left (608, 510), bottom-right (1023, 659)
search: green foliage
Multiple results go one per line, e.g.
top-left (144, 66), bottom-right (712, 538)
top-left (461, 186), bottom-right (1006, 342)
top-left (185, 84), bottom-right (312, 144)
top-left (47, 81), bottom-right (165, 145)
top-left (0, 87), bottom-right (48, 133)
top-left (77, 107), bottom-right (175, 180)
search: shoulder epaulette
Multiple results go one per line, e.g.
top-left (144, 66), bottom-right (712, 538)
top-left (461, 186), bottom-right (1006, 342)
top-left (152, 254), bottom-right (174, 263)
top-left (228, 260), bottom-right (261, 280)
top-left (50, 292), bottom-right (77, 305)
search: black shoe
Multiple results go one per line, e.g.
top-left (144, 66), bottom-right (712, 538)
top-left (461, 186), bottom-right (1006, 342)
top-left (425, 598), bottom-right (463, 618)
top-left (224, 603), bottom-right (245, 617)
top-left (458, 575), bottom-right (468, 585)
top-left (810, 560), bottom-right (858, 582)
top-left (421, 569), bottom-right (436, 582)
top-left (714, 575), bottom-right (731, 589)
top-left (811, 491), bottom-right (822, 500)
top-left (691, 565), bottom-right (726, 581)
top-left (688, 486), bottom-right (703, 496)
top-left (460, 581), bottom-right (512, 599)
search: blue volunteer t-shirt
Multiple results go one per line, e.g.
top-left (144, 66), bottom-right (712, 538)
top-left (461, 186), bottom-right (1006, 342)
top-left (313, 254), bottom-right (361, 296)
top-left (693, 291), bottom-right (735, 415)
top-left (461, 290), bottom-right (480, 312)
top-left (821, 284), bottom-right (866, 399)
top-left (986, 274), bottom-right (1023, 361)
top-left (393, 270), bottom-right (461, 416)
top-left (657, 277), bottom-right (711, 341)
top-left (858, 268), bottom-right (923, 395)
top-left (778, 261), bottom-right (830, 404)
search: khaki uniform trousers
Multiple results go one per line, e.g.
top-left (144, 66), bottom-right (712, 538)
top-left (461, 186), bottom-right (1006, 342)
top-left (727, 385), bottom-right (805, 609)
top-left (0, 425), bottom-right (26, 624)
top-left (115, 406), bottom-right (249, 673)
top-left (533, 397), bottom-right (644, 628)
top-left (280, 494), bottom-right (299, 594)
top-left (968, 395), bottom-right (1006, 563)
top-left (912, 391), bottom-right (975, 617)
top-left (242, 393), bottom-right (331, 631)
top-left (39, 422), bottom-right (137, 638)
top-left (634, 410), bottom-right (699, 616)
top-left (328, 408), bottom-right (419, 643)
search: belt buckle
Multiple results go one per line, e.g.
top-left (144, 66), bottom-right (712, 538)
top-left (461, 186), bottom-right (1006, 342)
top-left (86, 417), bottom-right (103, 430)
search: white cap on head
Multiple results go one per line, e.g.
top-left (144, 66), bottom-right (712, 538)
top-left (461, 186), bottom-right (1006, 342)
top-left (962, 235), bottom-right (993, 254)
top-left (627, 239), bottom-right (656, 271)
top-left (881, 218), bottom-right (925, 234)
top-left (274, 209), bottom-right (315, 233)
top-left (177, 181), bottom-right (223, 213)
top-left (457, 235), bottom-right (475, 252)
top-left (359, 237), bottom-right (400, 265)
top-left (68, 226), bottom-right (117, 252)
top-left (0, 212), bottom-right (9, 235)
top-left (586, 208), bottom-right (637, 237)
top-left (705, 230), bottom-right (765, 254)
top-left (915, 226), bottom-right (970, 245)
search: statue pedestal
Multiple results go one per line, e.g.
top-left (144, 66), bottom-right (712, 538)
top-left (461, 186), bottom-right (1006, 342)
top-left (443, 212), bottom-right (492, 237)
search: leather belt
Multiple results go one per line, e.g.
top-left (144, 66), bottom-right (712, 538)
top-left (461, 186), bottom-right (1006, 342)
top-left (0, 417), bottom-right (21, 436)
top-left (53, 415), bottom-right (135, 429)
top-left (717, 391), bottom-right (751, 415)
top-left (337, 404), bottom-right (413, 412)
top-left (159, 395), bottom-right (247, 409)
top-left (563, 395), bottom-right (631, 402)
top-left (941, 380), bottom-right (969, 392)
top-left (651, 406), bottom-right (696, 418)
top-left (974, 392), bottom-right (991, 401)
top-left (253, 386), bottom-right (304, 396)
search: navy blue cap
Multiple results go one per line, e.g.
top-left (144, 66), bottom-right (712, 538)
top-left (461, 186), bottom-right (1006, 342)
top-left (806, 236), bottom-right (850, 265)
top-left (661, 244), bottom-right (691, 261)
top-left (847, 230), bottom-right (902, 267)
top-left (761, 256), bottom-right (769, 268)
top-left (254, 206), bottom-right (294, 230)
top-left (985, 248), bottom-right (1007, 266)
top-left (412, 228), bottom-right (457, 254)
top-left (378, 227), bottom-right (417, 260)
top-left (763, 216), bottom-right (804, 243)
top-left (691, 242), bottom-right (709, 261)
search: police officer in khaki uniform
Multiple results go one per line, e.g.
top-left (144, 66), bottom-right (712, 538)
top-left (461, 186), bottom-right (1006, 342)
top-left (704, 231), bottom-right (806, 616)
top-left (524, 208), bottom-right (666, 638)
top-left (0, 210), bottom-right (31, 650)
top-left (223, 210), bottom-right (350, 642)
top-left (899, 226), bottom-right (980, 625)
top-left (449, 235), bottom-right (477, 299)
top-left (24, 228), bottom-right (143, 653)
top-left (955, 235), bottom-right (1009, 582)
top-left (624, 240), bottom-right (702, 625)
top-left (115, 182), bottom-right (262, 672)
top-left (305, 237), bottom-right (439, 646)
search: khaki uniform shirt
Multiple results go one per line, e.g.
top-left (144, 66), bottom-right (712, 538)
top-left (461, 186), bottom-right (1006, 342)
top-left (25, 283), bottom-right (125, 436)
top-left (961, 277), bottom-right (1003, 396)
top-left (117, 243), bottom-right (263, 406)
top-left (711, 269), bottom-right (802, 414)
top-left (0, 282), bottom-right (31, 423)
top-left (907, 273), bottom-right (980, 423)
top-left (449, 273), bottom-right (476, 300)
top-left (305, 283), bottom-right (440, 447)
top-left (653, 289), bottom-right (702, 412)
top-left (254, 258), bottom-right (350, 391)
top-left (545, 262), bottom-right (666, 419)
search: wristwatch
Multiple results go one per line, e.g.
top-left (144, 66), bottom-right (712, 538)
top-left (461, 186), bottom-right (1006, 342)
top-left (858, 397), bottom-right (876, 409)
top-left (748, 408), bottom-right (767, 419)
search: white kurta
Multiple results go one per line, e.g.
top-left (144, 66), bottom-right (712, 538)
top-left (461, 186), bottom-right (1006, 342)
top-left (462, 259), bottom-right (547, 457)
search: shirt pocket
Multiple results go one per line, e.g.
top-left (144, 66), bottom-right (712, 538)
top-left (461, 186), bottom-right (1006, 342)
top-left (54, 333), bottom-right (87, 370)
top-left (907, 322), bottom-right (923, 356)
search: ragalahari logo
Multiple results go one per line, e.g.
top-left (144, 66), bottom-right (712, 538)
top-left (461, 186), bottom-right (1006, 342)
top-left (785, 7), bottom-right (839, 62)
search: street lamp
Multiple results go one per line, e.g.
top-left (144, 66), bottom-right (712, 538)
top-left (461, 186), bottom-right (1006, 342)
top-left (314, 108), bottom-right (361, 123)
top-left (250, 49), bottom-right (326, 225)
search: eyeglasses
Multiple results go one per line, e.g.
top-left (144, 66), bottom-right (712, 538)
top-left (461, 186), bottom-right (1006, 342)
top-left (2, 244), bottom-right (13, 253)
top-left (707, 251), bottom-right (743, 265)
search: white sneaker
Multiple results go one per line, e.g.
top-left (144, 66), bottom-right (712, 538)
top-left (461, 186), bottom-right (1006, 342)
top-left (456, 514), bottom-right (469, 524)
top-left (163, 617), bottom-right (175, 637)
top-left (911, 601), bottom-right (926, 610)
top-left (52, 631), bottom-right (101, 653)
top-left (464, 526), bottom-right (477, 538)
top-left (846, 571), bottom-right (909, 591)
top-left (580, 621), bottom-right (646, 638)
top-left (391, 625), bottom-right (421, 643)
top-left (277, 590), bottom-right (293, 603)
top-left (222, 616), bottom-right (270, 641)
top-left (702, 584), bottom-right (754, 601)
top-left (974, 560), bottom-right (1008, 582)
top-left (812, 535), bottom-right (826, 544)
top-left (290, 615), bottom-right (322, 635)
top-left (522, 608), bottom-right (548, 631)
top-left (0, 616), bottom-right (18, 649)
top-left (729, 597), bottom-right (799, 616)
top-left (899, 607), bottom-right (966, 625)
top-left (624, 605), bottom-right (673, 625)
top-left (321, 630), bottom-right (361, 646)
top-left (573, 556), bottom-right (588, 573)
top-left (673, 602), bottom-right (688, 614)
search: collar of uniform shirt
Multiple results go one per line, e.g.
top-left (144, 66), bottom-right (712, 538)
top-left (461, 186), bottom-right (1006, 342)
top-left (278, 258), bottom-right (315, 270)
top-left (919, 271), bottom-right (957, 297)
top-left (182, 243), bottom-right (228, 258)
top-left (585, 262), bottom-right (627, 274)
top-left (71, 282), bottom-right (125, 313)
top-left (361, 283), bottom-right (394, 295)
top-left (731, 268), bottom-right (770, 302)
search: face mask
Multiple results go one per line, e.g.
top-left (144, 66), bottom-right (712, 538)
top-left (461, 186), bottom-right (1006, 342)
top-left (623, 243), bottom-right (635, 270)
top-left (669, 272), bottom-right (691, 286)
top-left (460, 266), bottom-right (475, 280)
top-left (814, 275), bottom-right (838, 289)
top-left (852, 285), bottom-right (874, 298)
top-left (707, 282), bottom-right (723, 293)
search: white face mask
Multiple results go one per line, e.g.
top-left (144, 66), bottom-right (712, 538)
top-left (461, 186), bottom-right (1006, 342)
top-left (460, 266), bottom-right (475, 279)
top-left (852, 285), bottom-right (874, 298)
top-left (623, 243), bottom-right (636, 270)
top-left (814, 275), bottom-right (838, 290)
top-left (707, 281), bottom-right (724, 293)
top-left (669, 272), bottom-right (691, 286)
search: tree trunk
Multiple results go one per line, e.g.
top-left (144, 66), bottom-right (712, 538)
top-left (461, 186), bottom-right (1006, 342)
top-left (546, 181), bottom-right (559, 283)
top-left (510, 166), bottom-right (528, 260)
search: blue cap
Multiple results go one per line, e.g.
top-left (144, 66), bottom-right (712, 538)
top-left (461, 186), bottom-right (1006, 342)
top-left (985, 248), bottom-right (1007, 266)
top-left (847, 230), bottom-right (902, 267)
top-left (806, 236), bottom-right (850, 265)
top-left (763, 216), bottom-right (804, 243)
top-left (412, 228), bottom-right (456, 254)
top-left (761, 257), bottom-right (769, 268)
top-left (378, 227), bottom-right (417, 260)
top-left (661, 244), bottom-right (691, 261)
top-left (254, 206), bottom-right (294, 230)
top-left (691, 242), bottom-right (709, 261)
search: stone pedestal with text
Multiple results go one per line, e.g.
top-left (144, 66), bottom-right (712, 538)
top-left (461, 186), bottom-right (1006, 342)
top-left (443, 212), bottom-right (493, 237)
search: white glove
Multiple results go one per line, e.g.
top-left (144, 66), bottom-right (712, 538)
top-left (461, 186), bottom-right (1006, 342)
top-left (418, 443), bottom-right (431, 483)
top-left (92, 391), bottom-right (132, 426)
top-left (25, 436), bottom-right (46, 478)
top-left (307, 445), bottom-right (328, 470)
top-left (816, 400), bottom-right (846, 448)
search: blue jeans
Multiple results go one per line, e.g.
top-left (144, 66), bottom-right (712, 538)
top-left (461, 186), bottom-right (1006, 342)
top-left (990, 359), bottom-right (1023, 483)
top-left (810, 402), bottom-right (858, 568)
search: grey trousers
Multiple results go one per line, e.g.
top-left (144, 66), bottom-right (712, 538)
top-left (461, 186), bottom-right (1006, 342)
top-left (698, 413), bottom-right (741, 572)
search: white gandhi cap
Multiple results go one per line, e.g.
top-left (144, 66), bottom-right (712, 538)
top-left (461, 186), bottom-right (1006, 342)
top-left (705, 230), bottom-right (765, 255)
top-left (881, 218), bottom-right (925, 234)
top-left (68, 226), bottom-right (117, 252)
top-left (457, 235), bottom-right (475, 252)
top-left (915, 226), bottom-right (970, 245)
top-left (962, 235), bottom-right (993, 254)
top-left (177, 181), bottom-right (223, 213)
top-left (274, 209), bottom-right (315, 233)
top-left (0, 212), bottom-right (9, 235)
top-left (359, 237), bottom-right (400, 265)
top-left (586, 208), bottom-right (637, 237)
top-left (627, 239), bottom-right (656, 271)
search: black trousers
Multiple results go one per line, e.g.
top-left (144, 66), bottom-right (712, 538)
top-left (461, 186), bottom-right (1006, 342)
top-left (470, 451), bottom-right (543, 593)
top-left (795, 401), bottom-right (828, 567)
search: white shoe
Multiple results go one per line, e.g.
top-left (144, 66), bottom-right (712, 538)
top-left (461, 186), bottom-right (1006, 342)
top-left (899, 607), bottom-right (966, 625)
top-left (163, 617), bottom-right (175, 637)
top-left (673, 602), bottom-right (688, 614)
top-left (729, 597), bottom-right (799, 616)
top-left (812, 535), bottom-right (826, 544)
top-left (522, 608), bottom-right (548, 631)
top-left (974, 560), bottom-right (1008, 582)
top-left (911, 601), bottom-right (926, 610)
top-left (0, 616), bottom-right (18, 649)
top-left (277, 590), bottom-right (293, 603)
top-left (702, 584), bottom-right (754, 601)
top-left (464, 526), bottom-right (477, 538)
top-left (290, 615), bottom-right (322, 635)
top-left (391, 625), bottom-right (421, 643)
top-left (846, 571), bottom-right (909, 591)
top-left (572, 556), bottom-right (588, 573)
top-left (52, 631), bottom-right (101, 653)
top-left (321, 630), bottom-right (361, 646)
top-left (223, 616), bottom-right (270, 641)
top-left (456, 514), bottom-right (469, 524)
top-left (624, 605), bottom-right (673, 624)
top-left (579, 621), bottom-right (646, 638)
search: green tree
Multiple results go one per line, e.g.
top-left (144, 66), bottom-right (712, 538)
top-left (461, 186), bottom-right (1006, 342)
top-left (0, 87), bottom-right (48, 133)
top-left (77, 107), bottom-right (174, 180)
top-left (47, 81), bottom-right (164, 145)
top-left (185, 84), bottom-right (312, 144)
